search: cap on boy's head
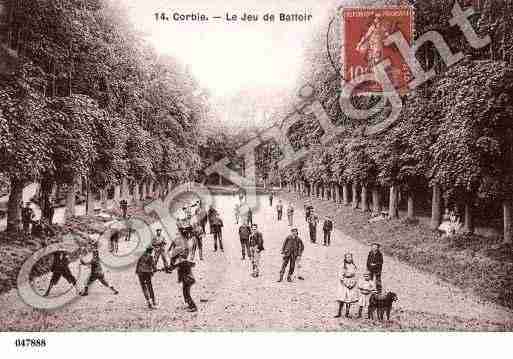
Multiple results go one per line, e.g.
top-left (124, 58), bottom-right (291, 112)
top-left (251, 224), bottom-right (257, 228)
top-left (371, 243), bottom-right (380, 248)
top-left (291, 227), bottom-right (298, 232)
top-left (156, 228), bottom-right (162, 233)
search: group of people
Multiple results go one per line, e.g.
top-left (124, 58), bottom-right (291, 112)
top-left (41, 189), bottom-right (387, 319)
top-left (335, 244), bottom-right (384, 319)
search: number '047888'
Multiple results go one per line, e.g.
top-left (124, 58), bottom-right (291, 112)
top-left (14, 338), bottom-right (47, 347)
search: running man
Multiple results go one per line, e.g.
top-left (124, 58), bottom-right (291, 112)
top-left (43, 251), bottom-right (79, 296)
top-left (80, 247), bottom-right (119, 296)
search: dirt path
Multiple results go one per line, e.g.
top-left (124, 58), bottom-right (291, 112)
top-left (1, 194), bottom-right (512, 331)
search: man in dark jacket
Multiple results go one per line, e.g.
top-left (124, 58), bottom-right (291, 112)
top-left (80, 248), bottom-right (119, 296)
top-left (305, 205), bottom-right (313, 222)
top-left (276, 200), bottom-right (283, 221)
top-left (248, 224), bottom-right (264, 277)
top-left (43, 251), bottom-right (78, 297)
top-left (238, 221), bottom-right (251, 260)
top-left (278, 228), bottom-right (304, 282)
top-left (136, 247), bottom-right (157, 309)
top-left (322, 217), bottom-right (334, 246)
top-left (169, 250), bottom-right (197, 312)
top-left (366, 243), bottom-right (384, 292)
top-left (120, 199), bottom-right (128, 218)
top-left (308, 211), bottom-right (319, 243)
top-left (21, 202), bottom-right (34, 233)
top-left (211, 215), bottom-right (224, 252)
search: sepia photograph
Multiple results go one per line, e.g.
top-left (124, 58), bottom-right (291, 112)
top-left (0, 0), bottom-right (512, 356)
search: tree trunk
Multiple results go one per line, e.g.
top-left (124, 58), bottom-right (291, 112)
top-left (430, 183), bottom-right (441, 230)
top-left (343, 183), bottom-right (349, 205)
top-left (372, 187), bottom-right (381, 214)
top-left (114, 184), bottom-right (121, 203)
top-left (351, 182), bottom-right (358, 209)
top-left (40, 177), bottom-right (53, 222)
top-left (361, 185), bottom-right (369, 212)
top-left (407, 192), bottom-right (415, 220)
top-left (86, 187), bottom-right (95, 216)
top-left (388, 185), bottom-right (399, 219)
top-left (65, 179), bottom-right (77, 220)
top-left (503, 200), bottom-right (512, 244)
top-left (100, 188), bottom-right (108, 210)
top-left (6, 178), bottom-right (24, 232)
top-left (463, 201), bottom-right (474, 234)
top-left (121, 177), bottom-right (129, 202)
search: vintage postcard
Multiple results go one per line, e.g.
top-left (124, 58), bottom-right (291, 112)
top-left (0, 0), bottom-right (512, 357)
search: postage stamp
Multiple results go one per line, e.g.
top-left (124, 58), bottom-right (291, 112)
top-left (341, 6), bottom-right (414, 95)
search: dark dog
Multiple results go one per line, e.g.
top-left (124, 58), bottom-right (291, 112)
top-left (368, 292), bottom-right (398, 320)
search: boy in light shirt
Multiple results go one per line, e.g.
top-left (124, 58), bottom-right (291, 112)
top-left (357, 272), bottom-right (376, 319)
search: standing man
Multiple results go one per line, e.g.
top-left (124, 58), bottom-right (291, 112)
top-left (80, 247), bottom-right (119, 296)
top-left (322, 217), bottom-right (334, 246)
top-left (152, 228), bottom-right (168, 270)
top-left (366, 243), bottom-right (384, 292)
top-left (207, 205), bottom-right (218, 234)
top-left (286, 204), bottom-right (294, 226)
top-left (197, 205), bottom-right (208, 234)
top-left (211, 214), bottom-right (224, 252)
top-left (305, 204), bottom-right (313, 222)
top-left (234, 202), bottom-right (240, 224)
top-left (21, 202), bottom-right (34, 234)
top-left (248, 224), bottom-right (264, 277)
top-left (278, 228), bottom-right (304, 282)
top-left (308, 210), bottom-right (319, 243)
top-left (269, 192), bottom-right (274, 206)
top-left (276, 200), bottom-right (283, 221)
top-left (190, 218), bottom-right (204, 261)
top-left (120, 199), bottom-right (128, 219)
top-left (43, 251), bottom-right (79, 297)
top-left (136, 247), bottom-right (157, 309)
top-left (238, 221), bottom-right (251, 260)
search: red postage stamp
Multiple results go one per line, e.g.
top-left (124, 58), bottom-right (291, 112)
top-left (341, 6), bottom-right (414, 95)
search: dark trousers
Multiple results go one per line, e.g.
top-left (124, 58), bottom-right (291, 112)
top-left (122, 208), bottom-right (127, 218)
top-left (240, 238), bottom-right (250, 259)
top-left (213, 231), bottom-right (224, 251)
top-left (280, 254), bottom-right (297, 279)
top-left (277, 210), bottom-right (283, 220)
top-left (182, 283), bottom-right (196, 309)
top-left (270, 199), bottom-right (273, 206)
top-left (50, 267), bottom-right (77, 286)
top-left (323, 230), bottom-right (331, 245)
top-left (138, 273), bottom-right (155, 301)
top-left (369, 271), bottom-right (382, 292)
top-left (22, 220), bottom-right (31, 233)
top-left (309, 226), bottom-right (317, 243)
top-left (191, 236), bottom-right (203, 260)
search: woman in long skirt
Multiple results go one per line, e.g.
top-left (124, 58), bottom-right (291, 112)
top-left (335, 253), bottom-right (359, 318)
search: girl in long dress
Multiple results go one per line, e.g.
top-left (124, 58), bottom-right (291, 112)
top-left (335, 253), bottom-right (360, 318)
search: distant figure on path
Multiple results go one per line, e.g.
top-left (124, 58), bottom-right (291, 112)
top-left (335, 253), bottom-right (358, 318)
top-left (248, 224), bottom-right (264, 277)
top-left (276, 200), bottom-right (283, 221)
top-left (278, 228), bottom-right (304, 282)
top-left (287, 204), bottom-right (294, 226)
top-left (211, 215), bottom-right (224, 252)
top-left (110, 230), bottom-right (120, 254)
top-left (43, 251), bottom-right (78, 297)
top-left (234, 202), bottom-right (240, 224)
top-left (269, 192), bottom-right (274, 206)
top-left (136, 247), bottom-right (157, 309)
top-left (308, 211), bottom-right (319, 243)
top-left (80, 247), bottom-right (119, 296)
top-left (207, 206), bottom-right (218, 233)
top-left (305, 204), bottom-right (313, 222)
top-left (322, 217), bottom-right (334, 246)
top-left (190, 218), bottom-right (205, 261)
top-left (120, 199), bottom-right (128, 218)
top-left (238, 221), bottom-right (251, 260)
top-left (21, 202), bottom-right (35, 233)
top-left (366, 243), bottom-right (383, 292)
top-left (152, 228), bottom-right (168, 270)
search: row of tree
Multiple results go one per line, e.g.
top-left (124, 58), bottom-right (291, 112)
top-left (0, 0), bottom-right (209, 232)
top-left (259, 0), bottom-right (513, 243)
